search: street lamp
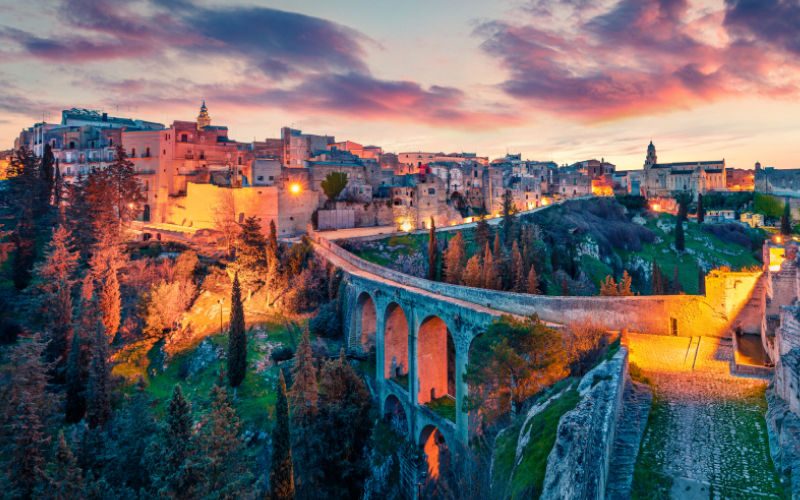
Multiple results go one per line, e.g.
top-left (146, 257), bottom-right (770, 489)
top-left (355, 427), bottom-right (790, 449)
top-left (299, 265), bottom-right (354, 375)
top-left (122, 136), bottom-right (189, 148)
top-left (217, 298), bottom-right (224, 332)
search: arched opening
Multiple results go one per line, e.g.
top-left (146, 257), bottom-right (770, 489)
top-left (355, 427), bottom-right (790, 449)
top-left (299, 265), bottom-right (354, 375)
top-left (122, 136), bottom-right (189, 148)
top-left (417, 316), bottom-right (455, 406)
top-left (356, 293), bottom-right (377, 353)
top-left (142, 204), bottom-right (151, 222)
top-left (384, 302), bottom-right (409, 389)
top-left (419, 425), bottom-right (449, 480)
top-left (383, 394), bottom-right (408, 435)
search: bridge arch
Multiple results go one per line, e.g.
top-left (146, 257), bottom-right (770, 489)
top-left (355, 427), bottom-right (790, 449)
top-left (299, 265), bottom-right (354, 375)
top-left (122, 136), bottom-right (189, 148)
top-left (419, 425), bottom-right (450, 479)
top-left (354, 292), bottom-right (377, 354)
top-left (384, 302), bottom-right (410, 389)
top-left (383, 394), bottom-right (409, 435)
top-left (416, 315), bottom-right (456, 404)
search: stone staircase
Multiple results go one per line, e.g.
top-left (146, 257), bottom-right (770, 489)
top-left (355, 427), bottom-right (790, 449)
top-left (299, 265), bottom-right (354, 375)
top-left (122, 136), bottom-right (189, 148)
top-left (605, 380), bottom-right (653, 499)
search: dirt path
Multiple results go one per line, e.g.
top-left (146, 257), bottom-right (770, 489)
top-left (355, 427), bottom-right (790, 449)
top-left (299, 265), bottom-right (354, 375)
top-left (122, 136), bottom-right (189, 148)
top-left (627, 334), bottom-right (785, 499)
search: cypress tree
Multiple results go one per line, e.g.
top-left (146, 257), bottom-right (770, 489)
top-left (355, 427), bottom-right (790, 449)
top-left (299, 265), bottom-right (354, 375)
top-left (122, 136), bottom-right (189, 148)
top-left (150, 384), bottom-right (194, 497)
top-left (289, 331), bottom-right (318, 420)
top-left (652, 260), bottom-right (665, 295)
top-left (475, 217), bottom-right (490, 250)
top-left (86, 321), bottom-right (111, 429)
top-left (674, 195), bottom-right (688, 252)
top-left (697, 193), bottom-right (705, 224)
top-left (65, 328), bottom-right (86, 423)
top-left (511, 241), bottom-right (525, 292)
top-left (781, 198), bottom-right (792, 236)
top-left (427, 217), bottom-right (437, 281)
top-left (501, 189), bottom-right (515, 246)
top-left (98, 260), bottom-right (121, 343)
top-left (481, 242), bottom-right (497, 290)
top-left (270, 371), bottom-right (295, 500)
top-left (40, 143), bottom-right (55, 209)
top-left (228, 272), bottom-right (247, 387)
top-left (443, 231), bottom-right (466, 284)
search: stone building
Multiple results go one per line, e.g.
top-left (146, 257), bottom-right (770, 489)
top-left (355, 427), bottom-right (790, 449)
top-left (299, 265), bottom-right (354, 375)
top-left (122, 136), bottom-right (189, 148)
top-left (281, 127), bottom-right (335, 168)
top-left (642, 141), bottom-right (726, 199)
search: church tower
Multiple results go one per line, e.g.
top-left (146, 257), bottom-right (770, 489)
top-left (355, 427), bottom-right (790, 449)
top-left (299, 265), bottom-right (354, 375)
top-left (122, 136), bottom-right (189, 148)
top-left (197, 100), bottom-right (211, 130)
top-left (645, 140), bottom-right (657, 168)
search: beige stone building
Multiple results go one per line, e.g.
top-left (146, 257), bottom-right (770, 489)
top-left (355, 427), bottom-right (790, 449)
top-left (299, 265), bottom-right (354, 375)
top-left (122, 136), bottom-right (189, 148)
top-left (642, 141), bottom-right (726, 200)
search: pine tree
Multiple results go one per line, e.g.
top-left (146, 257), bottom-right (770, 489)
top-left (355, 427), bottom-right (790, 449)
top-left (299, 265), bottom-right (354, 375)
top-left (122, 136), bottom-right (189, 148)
top-left (600, 275), bottom-right (618, 296)
top-left (107, 144), bottom-right (144, 229)
top-left (443, 231), bottom-right (466, 284)
top-left (618, 270), bottom-right (633, 296)
top-left (86, 322), bottom-right (111, 429)
top-left (289, 331), bottom-right (318, 420)
top-left (781, 198), bottom-right (792, 235)
top-left (427, 217), bottom-right (438, 281)
top-left (527, 265), bottom-right (540, 294)
top-left (11, 206), bottom-right (36, 290)
top-left (53, 160), bottom-right (63, 208)
top-left (35, 225), bottom-right (78, 366)
top-left (228, 272), bottom-right (247, 387)
top-left (192, 385), bottom-right (252, 496)
top-left (652, 260), bottom-right (665, 295)
top-left (65, 329), bottom-right (86, 423)
top-left (236, 216), bottom-right (267, 292)
top-left (511, 241), bottom-right (525, 292)
top-left (481, 242), bottom-right (497, 290)
top-left (270, 371), bottom-right (295, 500)
top-left (40, 430), bottom-right (84, 498)
top-left (150, 384), bottom-right (194, 497)
top-left (696, 193), bottom-right (705, 224)
top-left (493, 233), bottom-right (507, 288)
top-left (475, 217), bottom-right (490, 250)
top-left (40, 143), bottom-right (55, 210)
top-left (463, 255), bottom-right (482, 288)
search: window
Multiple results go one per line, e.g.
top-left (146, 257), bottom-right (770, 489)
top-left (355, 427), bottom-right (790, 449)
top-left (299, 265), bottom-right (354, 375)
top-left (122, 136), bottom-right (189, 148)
top-left (238, 156), bottom-right (242, 165)
top-left (131, 148), bottom-right (136, 157)
top-left (145, 147), bottom-right (150, 157)
top-left (69, 141), bottom-right (75, 149)
top-left (180, 133), bottom-right (188, 142)
top-left (109, 137), bottom-right (113, 146)
top-left (428, 188), bottom-right (436, 195)
top-left (670, 318), bottom-right (678, 336)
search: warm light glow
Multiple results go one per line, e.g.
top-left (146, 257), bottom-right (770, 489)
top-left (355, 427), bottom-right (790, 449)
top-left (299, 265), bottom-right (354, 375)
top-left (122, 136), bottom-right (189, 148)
top-left (541, 198), bottom-right (550, 206)
top-left (651, 202), bottom-right (661, 212)
top-left (289, 182), bottom-right (302, 194)
top-left (400, 219), bottom-right (413, 232)
top-left (775, 235), bottom-right (783, 244)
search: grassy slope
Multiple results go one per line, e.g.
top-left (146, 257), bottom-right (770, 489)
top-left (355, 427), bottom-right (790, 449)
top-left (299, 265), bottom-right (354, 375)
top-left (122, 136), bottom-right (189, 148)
top-left (492, 386), bottom-right (581, 499)
top-left (113, 319), bottom-right (297, 431)
top-left (628, 215), bottom-right (760, 294)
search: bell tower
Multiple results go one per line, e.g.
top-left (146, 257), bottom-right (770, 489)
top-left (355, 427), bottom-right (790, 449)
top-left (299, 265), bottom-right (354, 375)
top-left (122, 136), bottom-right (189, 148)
top-left (197, 100), bottom-right (211, 130)
top-left (645, 140), bottom-right (657, 168)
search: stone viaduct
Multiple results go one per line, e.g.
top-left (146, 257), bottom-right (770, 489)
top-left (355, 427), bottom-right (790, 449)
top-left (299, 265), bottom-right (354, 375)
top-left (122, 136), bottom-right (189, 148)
top-left (309, 231), bottom-right (765, 478)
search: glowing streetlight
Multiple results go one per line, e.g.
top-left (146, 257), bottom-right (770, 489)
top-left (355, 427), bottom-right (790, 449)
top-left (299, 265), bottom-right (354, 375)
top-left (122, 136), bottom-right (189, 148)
top-left (289, 182), bottom-right (302, 194)
top-left (400, 220), bottom-right (413, 232)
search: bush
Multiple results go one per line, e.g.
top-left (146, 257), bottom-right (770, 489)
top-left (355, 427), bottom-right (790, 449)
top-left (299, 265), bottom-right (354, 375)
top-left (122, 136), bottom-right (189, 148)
top-left (309, 301), bottom-right (342, 339)
top-left (271, 346), bottom-right (294, 362)
top-left (562, 322), bottom-right (609, 376)
top-left (701, 223), bottom-right (754, 248)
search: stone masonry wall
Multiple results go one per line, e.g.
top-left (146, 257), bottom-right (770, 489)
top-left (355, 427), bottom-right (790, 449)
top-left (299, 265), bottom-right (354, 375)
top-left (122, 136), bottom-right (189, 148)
top-left (541, 348), bottom-right (629, 499)
top-left (313, 233), bottom-right (761, 337)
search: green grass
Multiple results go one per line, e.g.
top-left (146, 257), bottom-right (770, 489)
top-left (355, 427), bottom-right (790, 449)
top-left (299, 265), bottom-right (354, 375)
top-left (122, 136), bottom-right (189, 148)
top-left (627, 215), bottom-right (761, 294)
top-left (492, 387), bottom-right (581, 499)
top-left (134, 320), bottom-right (295, 431)
top-left (425, 395), bottom-right (456, 422)
top-left (579, 254), bottom-right (614, 287)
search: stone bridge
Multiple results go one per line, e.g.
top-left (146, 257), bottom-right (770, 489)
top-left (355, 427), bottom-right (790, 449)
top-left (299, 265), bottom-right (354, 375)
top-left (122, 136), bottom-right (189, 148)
top-left (309, 232), bottom-right (765, 478)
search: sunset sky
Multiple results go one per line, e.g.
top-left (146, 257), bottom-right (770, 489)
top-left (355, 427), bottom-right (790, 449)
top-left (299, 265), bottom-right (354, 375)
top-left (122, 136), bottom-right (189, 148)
top-left (1, 0), bottom-right (799, 169)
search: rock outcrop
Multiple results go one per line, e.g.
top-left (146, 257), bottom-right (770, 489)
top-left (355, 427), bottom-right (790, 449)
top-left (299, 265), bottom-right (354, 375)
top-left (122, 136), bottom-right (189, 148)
top-left (540, 348), bottom-right (631, 500)
top-left (766, 388), bottom-right (800, 498)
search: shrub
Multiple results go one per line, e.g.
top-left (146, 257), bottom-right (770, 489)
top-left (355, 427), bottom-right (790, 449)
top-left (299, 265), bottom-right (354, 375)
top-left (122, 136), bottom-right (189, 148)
top-left (309, 301), bottom-right (342, 339)
top-left (271, 346), bottom-right (294, 362)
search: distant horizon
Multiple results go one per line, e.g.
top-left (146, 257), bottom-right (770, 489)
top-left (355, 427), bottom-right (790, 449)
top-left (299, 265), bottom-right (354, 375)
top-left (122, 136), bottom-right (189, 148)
top-left (2, 0), bottom-right (800, 170)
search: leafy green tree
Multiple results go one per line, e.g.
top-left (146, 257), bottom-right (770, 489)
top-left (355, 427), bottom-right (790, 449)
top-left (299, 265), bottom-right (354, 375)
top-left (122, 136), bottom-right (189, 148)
top-left (781, 198), bottom-right (792, 235)
top-left (465, 315), bottom-right (568, 420)
top-left (320, 171), bottom-right (348, 206)
top-left (228, 273), bottom-right (247, 387)
top-left (270, 371), bottom-right (295, 500)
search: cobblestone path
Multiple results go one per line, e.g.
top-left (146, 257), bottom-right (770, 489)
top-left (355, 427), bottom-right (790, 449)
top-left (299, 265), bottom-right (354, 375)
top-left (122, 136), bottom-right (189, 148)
top-left (627, 334), bottom-right (786, 499)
